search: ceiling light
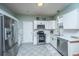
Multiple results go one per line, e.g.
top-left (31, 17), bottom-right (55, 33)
top-left (38, 3), bottom-right (43, 7)
top-left (37, 0), bottom-right (43, 7)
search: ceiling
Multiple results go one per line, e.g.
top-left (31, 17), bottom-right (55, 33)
top-left (4, 3), bottom-right (70, 16)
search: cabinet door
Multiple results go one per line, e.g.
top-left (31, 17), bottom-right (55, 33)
top-left (63, 9), bottom-right (78, 29)
top-left (47, 21), bottom-right (56, 29)
top-left (41, 21), bottom-right (46, 25)
top-left (44, 21), bottom-right (47, 29)
top-left (50, 37), bottom-right (57, 48)
top-left (34, 21), bottom-right (37, 29)
top-left (52, 21), bottom-right (56, 29)
top-left (34, 21), bottom-right (46, 29)
top-left (45, 31), bottom-right (50, 43)
top-left (45, 21), bottom-right (49, 29)
top-left (34, 21), bottom-right (42, 29)
top-left (37, 21), bottom-right (42, 24)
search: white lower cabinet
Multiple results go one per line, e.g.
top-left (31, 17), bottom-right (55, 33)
top-left (50, 36), bottom-right (57, 49)
top-left (45, 31), bottom-right (50, 43)
top-left (57, 37), bottom-right (79, 56)
top-left (68, 42), bottom-right (79, 56)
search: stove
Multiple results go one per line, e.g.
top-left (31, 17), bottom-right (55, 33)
top-left (37, 31), bottom-right (46, 44)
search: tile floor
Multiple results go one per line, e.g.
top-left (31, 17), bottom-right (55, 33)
top-left (17, 43), bottom-right (61, 56)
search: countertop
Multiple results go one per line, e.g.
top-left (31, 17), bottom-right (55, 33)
top-left (57, 35), bottom-right (79, 42)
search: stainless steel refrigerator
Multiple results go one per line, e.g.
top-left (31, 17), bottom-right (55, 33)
top-left (0, 14), bottom-right (18, 56)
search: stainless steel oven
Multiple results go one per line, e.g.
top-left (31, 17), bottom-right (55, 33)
top-left (37, 31), bottom-right (46, 44)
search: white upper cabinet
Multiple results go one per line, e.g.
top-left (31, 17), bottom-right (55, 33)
top-left (57, 9), bottom-right (79, 29)
top-left (34, 20), bottom-right (46, 29)
top-left (34, 21), bottom-right (37, 29)
top-left (62, 9), bottom-right (79, 29)
top-left (34, 20), bottom-right (56, 29)
top-left (46, 21), bottom-right (56, 29)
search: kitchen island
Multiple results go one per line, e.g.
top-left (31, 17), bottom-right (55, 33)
top-left (57, 36), bottom-right (79, 56)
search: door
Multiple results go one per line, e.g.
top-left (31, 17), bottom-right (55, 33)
top-left (23, 21), bottom-right (33, 43)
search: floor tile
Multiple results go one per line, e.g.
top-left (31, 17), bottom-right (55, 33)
top-left (17, 43), bottom-right (61, 56)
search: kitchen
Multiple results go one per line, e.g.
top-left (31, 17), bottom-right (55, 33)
top-left (0, 3), bottom-right (79, 56)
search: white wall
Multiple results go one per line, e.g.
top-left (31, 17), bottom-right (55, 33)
top-left (63, 29), bottom-right (79, 36)
top-left (17, 20), bottom-right (23, 45)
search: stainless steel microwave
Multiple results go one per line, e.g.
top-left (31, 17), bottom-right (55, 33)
top-left (37, 25), bottom-right (45, 29)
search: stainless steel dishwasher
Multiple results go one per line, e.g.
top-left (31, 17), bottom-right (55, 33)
top-left (57, 37), bottom-right (68, 56)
